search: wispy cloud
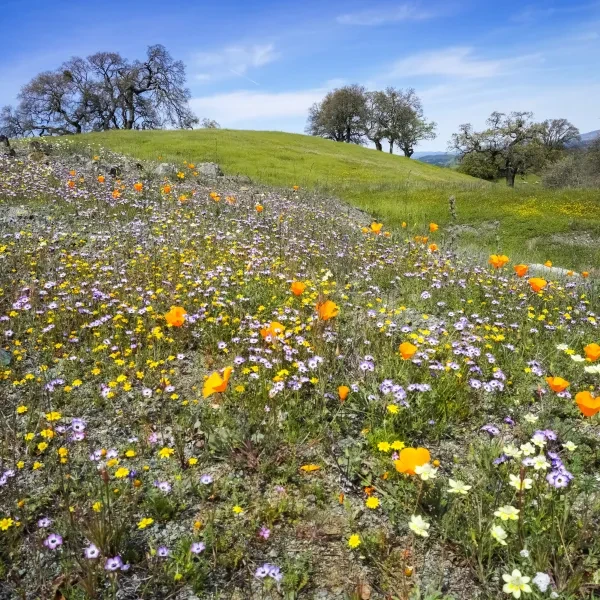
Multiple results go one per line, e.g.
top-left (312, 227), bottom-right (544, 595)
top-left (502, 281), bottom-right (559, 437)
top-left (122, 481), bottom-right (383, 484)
top-left (193, 43), bottom-right (279, 82)
top-left (336, 2), bottom-right (436, 26)
top-left (189, 88), bottom-right (326, 124)
top-left (388, 47), bottom-right (543, 79)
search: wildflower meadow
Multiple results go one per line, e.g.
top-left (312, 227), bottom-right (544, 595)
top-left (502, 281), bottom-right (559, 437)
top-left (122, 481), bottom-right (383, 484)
top-left (0, 141), bottom-right (599, 599)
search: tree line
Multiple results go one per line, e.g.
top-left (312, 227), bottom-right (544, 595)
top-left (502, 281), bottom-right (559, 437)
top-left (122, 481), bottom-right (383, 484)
top-left (1, 45), bottom-right (198, 136)
top-left (305, 84), bottom-right (436, 157)
top-left (305, 85), bottom-right (581, 187)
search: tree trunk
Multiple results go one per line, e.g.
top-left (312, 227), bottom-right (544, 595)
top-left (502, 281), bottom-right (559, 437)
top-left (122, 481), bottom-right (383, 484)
top-left (345, 126), bottom-right (351, 143)
top-left (389, 139), bottom-right (394, 154)
top-left (374, 139), bottom-right (382, 151)
top-left (506, 168), bottom-right (516, 187)
top-left (403, 146), bottom-right (414, 158)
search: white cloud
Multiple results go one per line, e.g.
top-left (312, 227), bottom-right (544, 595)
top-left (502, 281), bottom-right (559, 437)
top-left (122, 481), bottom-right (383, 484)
top-left (193, 43), bottom-right (279, 82)
top-left (189, 88), bottom-right (326, 124)
top-left (388, 47), bottom-right (543, 79)
top-left (337, 3), bottom-right (435, 25)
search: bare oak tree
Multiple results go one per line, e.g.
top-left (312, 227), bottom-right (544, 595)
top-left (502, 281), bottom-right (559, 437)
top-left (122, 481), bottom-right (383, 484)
top-left (1, 45), bottom-right (197, 137)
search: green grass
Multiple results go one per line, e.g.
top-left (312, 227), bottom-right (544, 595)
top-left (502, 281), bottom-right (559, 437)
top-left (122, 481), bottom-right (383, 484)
top-left (83, 129), bottom-right (600, 271)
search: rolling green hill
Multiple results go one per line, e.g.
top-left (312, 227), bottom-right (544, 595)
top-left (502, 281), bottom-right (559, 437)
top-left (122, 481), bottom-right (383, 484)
top-left (82, 129), bottom-right (600, 271)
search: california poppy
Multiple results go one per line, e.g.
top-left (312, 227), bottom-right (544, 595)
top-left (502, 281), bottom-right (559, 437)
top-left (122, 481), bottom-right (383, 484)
top-left (290, 281), bottom-right (306, 296)
top-left (67, 180), bottom-right (75, 189)
top-left (429, 243), bottom-right (438, 252)
top-left (575, 391), bottom-right (600, 417)
top-left (133, 182), bottom-right (143, 192)
top-left (394, 447), bottom-right (430, 475)
top-left (399, 342), bottom-right (417, 360)
top-left (489, 254), bottom-right (509, 269)
top-left (203, 366), bottom-right (233, 398)
top-left (293, 185), bottom-right (299, 191)
top-left (97, 175), bottom-right (105, 183)
top-left (582, 271), bottom-right (589, 278)
top-left (544, 260), bottom-right (552, 268)
top-left (584, 343), bottom-right (600, 362)
top-left (112, 189), bottom-right (121, 199)
top-left (255, 204), bottom-right (264, 213)
top-left (529, 278), bottom-right (547, 293)
top-left (514, 264), bottom-right (528, 277)
top-left (429, 223), bottom-right (438, 233)
top-left (162, 185), bottom-right (171, 194)
top-left (165, 306), bottom-right (187, 327)
top-left (546, 376), bottom-right (569, 393)
top-left (338, 385), bottom-right (350, 401)
top-left (370, 222), bottom-right (383, 234)
top-left (260, 321), bottom-right (285, 339)
top-left (316, 300), bottom-right (339, 321)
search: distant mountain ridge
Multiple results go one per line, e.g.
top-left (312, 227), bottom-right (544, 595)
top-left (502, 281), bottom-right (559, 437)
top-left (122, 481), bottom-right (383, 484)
top-left (578, 130), bottom-right (599, 144)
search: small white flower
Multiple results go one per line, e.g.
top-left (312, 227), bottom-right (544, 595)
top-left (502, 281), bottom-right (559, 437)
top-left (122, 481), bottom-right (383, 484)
top-left (562, 441), bottom-right (577, 452)
top-left (556, 343), bottom-right (569, 351)
top-left (585, 365), bottom-right (600, 374)
top-left (494, 505), bottom-right (520, 521)
top-left (503, 444), bottom-right (523, 459)
top-left (509, 474), bottom-right (533, 491)
top-left (415, 463), bottom-right (438, 481)
top-left (532, 572), bottom-right (551, 593)
top-left (502, 569), bottom-right (532, 598)
top-left (520, 442), bottom-right (535, 456)
top-left (571, 354), bottom-right (585, 363)
top-left (491, 525), bottom-right (508, 545)
top-left (448, 479), bottom-right (471, 495)
top-left (531, 433), bottom-right (546, 448)
top-left (523, 413), bottom-right (538, 423)
top-left (408, 514), bottom-right (430, 537)
top-left (532, 455), bottom-right (550, 471)
top-left (520, 549), bottom-right (530, 558)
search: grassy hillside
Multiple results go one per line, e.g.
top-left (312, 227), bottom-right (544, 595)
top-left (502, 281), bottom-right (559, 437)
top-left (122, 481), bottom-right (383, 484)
top-left (84, 129), bottom-right (600, 271)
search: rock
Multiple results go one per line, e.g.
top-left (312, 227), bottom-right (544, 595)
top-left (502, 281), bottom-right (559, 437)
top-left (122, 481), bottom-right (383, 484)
top-left (28, 151), bottom-right (49, 163)
top-left (109, 165), bottom-right (122, 178)
top-left (197, 162), bottom-right (223, 179)
top-left (223, 174), bottom-right (251, 185)
top-left (154, 163), bottom-right (176, 178)
top-left (528, 264), bottom-right (581, 279)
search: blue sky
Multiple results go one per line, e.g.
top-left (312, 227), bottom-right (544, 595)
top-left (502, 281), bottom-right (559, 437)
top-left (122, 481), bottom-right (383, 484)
top-left (1, 0), bottom-right (599, 151)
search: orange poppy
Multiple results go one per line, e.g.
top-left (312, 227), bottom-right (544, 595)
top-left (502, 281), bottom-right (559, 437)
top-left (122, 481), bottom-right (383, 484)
top-left (255, 204), bottom-right (264, 213)
top-left (293, 185), bottom-right (299, 191)
top-left (544, 260), bottom-right (552, 267)
top-left (370, 222), bottom-right (383, 234)
top-left (575, 391), bottom-right (600, 417)
top-left (529, 278), bottom-right (547, 293)
top-left (399, 342), bottom-right (417, 360)
top-left (514, 264), bottom-right (528, 277)
top-left (584, 343), bottom-right (600, 362)
top-left (545, 376), bottom-right (569, 393)
top-left (290, 281), bottom-right (306, 296)
top-left (394, 447), bottom-right (430, 475)
top-left (582, 271), bottom-right (589, 278)
top-left (112, 189), bottom-right (121, 199)
top-left (203, 366), bottom-right (233, 398)
top-left (97, 175), bottom-right (105, 183)
top-left (69, 170), bottom-right (76, 177)
top-left (338, 385), bottom-right (350, 402)
top-left (260, 321), bottom-right (285, 339)
top-left (162, 185), bottom-right (171, 194)
top-left (402, 222), bottom-right (407, 228)
top-left (489, 254), bottom-right (509, 269)
top-left (429, 243), bottom-right (438, 252)
top-left (165, 306), bottom-right (187, 327)
top-left (429, 223), bottom-right (439, 233)
top-left (67, 180), bottom-right (75, 189)
top-left (316, 300), bottom-right (339, 321)
top-left (133, 182), bottom-right (143, 192)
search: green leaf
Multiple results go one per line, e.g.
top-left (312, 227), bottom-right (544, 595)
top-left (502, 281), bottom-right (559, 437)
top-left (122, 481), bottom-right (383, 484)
top-left (0, 349), bottom-right (11, 367)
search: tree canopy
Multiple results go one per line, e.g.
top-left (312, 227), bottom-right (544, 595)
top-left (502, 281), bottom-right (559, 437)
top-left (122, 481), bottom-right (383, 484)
top-left (1, 45), bottom-right (198, 137)
top-left (450, 112), bottom-right (579, 186)
top-left (306, 85), bottom-right (436, 157)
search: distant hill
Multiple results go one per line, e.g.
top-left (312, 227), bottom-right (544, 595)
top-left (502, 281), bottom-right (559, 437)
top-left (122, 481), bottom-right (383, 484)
top-left (414, 152), bottom-right (457, 167)
top-left (578, 130), bottom-right (600, 145)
